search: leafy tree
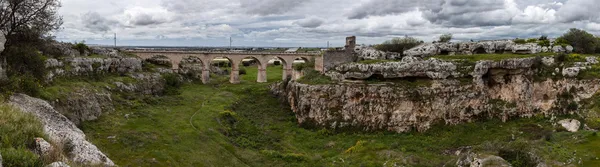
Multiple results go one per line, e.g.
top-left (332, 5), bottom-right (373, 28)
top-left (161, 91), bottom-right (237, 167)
top-left (439, 33), bottom-right (452, 42)
top-left (0, 0), bottom-right (63, 37)
top-left (539, 35), bottom-right (548, 41)
top-left (375, 36), bottom-right (423, 53)
top-left (559, 28), bottom-right (599, 54)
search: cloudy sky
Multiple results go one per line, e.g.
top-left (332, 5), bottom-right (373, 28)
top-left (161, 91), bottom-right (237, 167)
top-left (55, 0), bottom-right (600, 47)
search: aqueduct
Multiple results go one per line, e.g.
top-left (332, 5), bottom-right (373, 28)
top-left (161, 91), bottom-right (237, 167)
top-left (128, 51), bottom-right (324, 84)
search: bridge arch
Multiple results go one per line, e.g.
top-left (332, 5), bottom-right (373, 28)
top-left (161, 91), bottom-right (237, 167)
top-left (239, 56), bottom-right (268, 83)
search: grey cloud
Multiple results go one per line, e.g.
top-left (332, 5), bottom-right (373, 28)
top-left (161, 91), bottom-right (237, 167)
top-left (294, 17), bottom-right (324, 28)
top-left (347, 0), bottom-right (442, 19)
top-left (130, 13), bottom-right (167, 26)
top-left (240, 0), bottom-right (310, 16)
top-left (556, 0), bottom-right (600, 23)
top-left (81, 12), bottom-right (118, 32)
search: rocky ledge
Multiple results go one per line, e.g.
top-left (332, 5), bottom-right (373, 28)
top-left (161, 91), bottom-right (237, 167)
top-left (404, 40), bottom-right (573, 57)
top-left (274, 56), bottom-right (600, 133)
top-left (10, 94), bottom-right (115, 166)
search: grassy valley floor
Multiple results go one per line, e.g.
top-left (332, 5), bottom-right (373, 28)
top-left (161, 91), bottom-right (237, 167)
top-left (61, 66), bottom-right (600, 166)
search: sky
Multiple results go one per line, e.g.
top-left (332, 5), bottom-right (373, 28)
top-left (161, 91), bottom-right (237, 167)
top-left (54, 0), bottom-right (600, 47)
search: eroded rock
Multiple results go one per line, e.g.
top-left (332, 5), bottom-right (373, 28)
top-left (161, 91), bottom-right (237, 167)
top-left (558, 119), bottom-right (581, 132)
top-left (9, 94), bottom-right (114, 166)
top-left (46, 162), bottom-right (70, 167)
top-left (34, 138), bottom-right (55, 158)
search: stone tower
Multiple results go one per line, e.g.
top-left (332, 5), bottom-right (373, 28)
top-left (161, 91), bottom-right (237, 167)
top-left (345, 36), bottom-right (356, 51)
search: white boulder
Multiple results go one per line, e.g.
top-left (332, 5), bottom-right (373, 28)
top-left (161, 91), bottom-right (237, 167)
top-left (558, 119), bottom-right (581, 132)
top-left (46, 162), bottom-right (70, 167)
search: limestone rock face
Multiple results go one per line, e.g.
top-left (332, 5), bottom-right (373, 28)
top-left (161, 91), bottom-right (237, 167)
top-left (355, 45), bottom-right (387, 60)
top-left (50, 88), bottom-right (114, 125)
top-left (327, 56), bottom-right (460, 81)
top-left (46, 57), bottom-right (143, 81)
top-left (115, 73), bottom-right (166, 95)
top-left (90, 47), bottom-right (123, 58)
top-left (404, 40), bottom-right (568, 57)
top-left (272, 71), bottom-right (600, 133)
top-left (558, 119), bottom-right (581, 132)
top-left (404, 43), bottom-right (439, 57)
top-left (9, 94), bottom-right (114, 166)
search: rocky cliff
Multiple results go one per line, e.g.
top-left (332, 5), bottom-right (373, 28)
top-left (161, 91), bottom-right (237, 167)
top-left (273, 56), bottom-right (600, 133)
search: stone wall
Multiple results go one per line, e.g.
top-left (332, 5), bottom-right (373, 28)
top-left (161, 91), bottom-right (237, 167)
top-left (322, 51), bottom-right (357, 72)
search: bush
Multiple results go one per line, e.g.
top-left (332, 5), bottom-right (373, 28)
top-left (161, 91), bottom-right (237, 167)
top-left (559, 28), bottom-right (599, 54)
top-left (2, 45), bottom-right (48, 81)
top-left (539, 35), bottom-right (548, 41)
top-left (162, 73), bottom-right (183, 95)
top-left (526, 38), bottom-right (538, 43)
top-left (239, 68), bottom-right (247, 75)
top-left (72, 41), bottom-right (89, 55)
top-left (439, 33), bottom-right (452, 42)
top-left (375, 36), bottom-right (423, 53)
top-left (538, 40), bottom-right (550, 47)
top-left (273, 61), bottom-right (281, 66)
top-left (514, 38), bottom-right (527, 44)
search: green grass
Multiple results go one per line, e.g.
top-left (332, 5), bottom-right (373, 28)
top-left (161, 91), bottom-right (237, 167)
top-left (0, 102), bottom-right (47, 166)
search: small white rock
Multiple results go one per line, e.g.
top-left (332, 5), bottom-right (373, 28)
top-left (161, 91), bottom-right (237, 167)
top-left (558, 119), bottom-right (581, 132)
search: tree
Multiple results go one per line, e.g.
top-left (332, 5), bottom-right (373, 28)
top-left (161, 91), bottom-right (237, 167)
top-left (559, 28), bottom-right (598, 54)
top-left (0, 0), bottom-right (62, 37)
top-left (439, 33), bottom-right (453, 42)
top-left (375, 35), bottom-right (423, 53)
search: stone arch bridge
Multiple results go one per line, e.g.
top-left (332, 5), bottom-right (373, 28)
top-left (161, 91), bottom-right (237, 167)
top-left (128, 51), bottom-right (323, 84)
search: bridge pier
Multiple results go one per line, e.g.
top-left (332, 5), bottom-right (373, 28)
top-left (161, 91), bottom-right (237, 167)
top-left (230, 70), bottom-right (240, 84)
top-left (201, 69), bottom-right (210, 84)
top-left (258, 69), bottom-right (267, 83)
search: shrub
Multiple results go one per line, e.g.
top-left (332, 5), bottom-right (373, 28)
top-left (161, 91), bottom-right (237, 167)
top-left (2, 45), bottom-right (48, 81)
top-left (239, 68), bottom-right (247, 75)
top-left (537, 40), bottom-right (550, 47)
top-left (219, 110), bottom-right (238, 126)
top-left (375, 35), bottom-right (423, 53)
top-left (297, 69), bottom-right (332, 85)
top-left (162, 73), bottom-right (183, 95)
top-left (514, 38), bottom-right (527, 44)
top-left (559, 28), bottom-right (599, 54)
top-left (273, 61), bottom-right (281, 66)
top-left (554, 53), bottom-right (567, 62)
top-left (539, 35), bottom-right (548, 41)
top-left (526, 38), bottom-right (538, 43)
top-left (439, 33), bottom-right (453, 42)
top-left (72, 41), bottom-right (89, 55)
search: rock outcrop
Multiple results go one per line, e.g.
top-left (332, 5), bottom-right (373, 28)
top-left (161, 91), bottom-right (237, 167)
top-left (46, 57), bottom-right (143, 81)
top-left (404, 40), bottom-right (572, 57)
top-left (558, 119), bottom-right (581, 132)
top-left (10, 94), bottom-right (114, 166)
top-left (50, 88), bottom-right (114, 125)
top-left (327, 57), bottom-right (460, 81)
top-left (457, 153), bottom-right (511, 167)
top-left (354, 45), bottom-right (401, 60)
top-left (273, 56), bottom-right (600, 133)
